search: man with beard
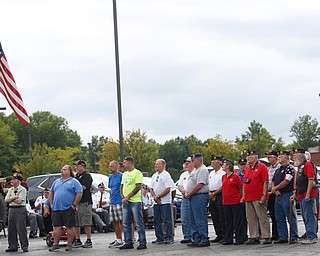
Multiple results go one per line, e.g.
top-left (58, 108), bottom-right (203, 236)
top-left (291, 148), bottom-right (317, 244)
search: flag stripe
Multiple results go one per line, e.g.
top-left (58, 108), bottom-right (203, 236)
top-left (0, 42), bottom-right (29, 125)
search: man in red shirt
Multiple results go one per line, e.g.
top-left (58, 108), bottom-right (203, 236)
top-left (242, 150), bottom-right (271, 245)
top-left (291, 148), bottom-right (317, 244)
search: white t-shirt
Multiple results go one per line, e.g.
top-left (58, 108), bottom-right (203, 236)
top-left (208, 168), bottom-right (225, 191)
top-left (142, 193), bottom-right (152, 210)
top-left (178, 171), bottom-right (190, 189)
top-left (150, 170), bottom-right (174, 204)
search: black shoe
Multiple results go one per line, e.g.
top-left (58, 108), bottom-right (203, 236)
top-left (274, 239), bottom-right (288, 244)
top-left (221, 241), bottom-right (233, 245)
top-left (289, 240), bottom-right (298, 244)
top-left (137, 244), bottom-right (147, 250)
top-left (29, 232), bottom-right (37, 239)
top-left (119, 243), bottom-right (134, 250)
top-left (271, 236), bottom-right (279, 241)
top-left (5, 248), bottom-right (18, 252)
top-left (245, 238), bottom-right (260, 245)
top-left (22, 248), bottom-right (29, 252)
top-left (234, 241), bottom-right (244, 245)
top-left (180, 239), bottom-right (192, 244)
top-left (210, 237), bottom-right (223, 243)
top-left (198, 242), bottom-right (210, 247)
top-left (263, 238), bottom-right (272, 245)
top-left (187, 242), bottom-right (198, 247)
top-left (39, 232), bottom-right (47, 237)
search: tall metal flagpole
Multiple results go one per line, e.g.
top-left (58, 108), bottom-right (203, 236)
top-left (112, 0), bottom-right (124, 161)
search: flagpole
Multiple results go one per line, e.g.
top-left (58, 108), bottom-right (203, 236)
top-left (112, 0), bottom-right (124, 161)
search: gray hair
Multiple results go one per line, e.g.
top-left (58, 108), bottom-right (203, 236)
top-left (156, 159), bottom-right (166, 168)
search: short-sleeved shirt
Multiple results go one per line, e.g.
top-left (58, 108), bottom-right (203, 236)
top-left (50, 177), bottom-right (83, 211)
top-left (5, 185), bottom-right (26, 207)
top-left (121, 168), bottom-right (143, 203)
top-left (272, 164), bottom-right (294, 194)
top-left (222, 173), bottom-right (243, 205)
top-left (75, 171), bottom-right (93, 204)
top-left (243, 161), bottom-right (269, 202)
top-left (108, 172), bottom-right (123, 205)
top-left (92, 191), bottom-right (110, 209)
top-left (35, 195), bottom-right (48, 214)
top-left (296, 162), bottom-right (317, 201)
top-left (178, 171), bottom-right (190, 190)
top-left (150, 170), bottom-right (174, 204)
top-left (208, 168), bottom-right (225, 191)
top-left (186, 164), bottom-right (209, 194)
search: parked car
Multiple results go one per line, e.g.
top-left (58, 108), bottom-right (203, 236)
top-left (26, 173), bottom-right (109, 205)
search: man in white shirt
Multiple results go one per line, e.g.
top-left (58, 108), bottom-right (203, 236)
top-left (177, 156), bottom-right (193, 244)
top-left (150, 159), bottom-right (175, 244)
top-left (208, 155), bottom-right (226, 243)
top-left (92, 182), bottom-right (110, 232)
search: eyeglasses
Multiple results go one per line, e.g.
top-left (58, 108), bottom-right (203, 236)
top-left (156, 176), bottom-right (159, 182)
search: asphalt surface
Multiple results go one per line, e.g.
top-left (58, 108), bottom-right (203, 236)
top-left (0, 216), bottom-right (319, 255)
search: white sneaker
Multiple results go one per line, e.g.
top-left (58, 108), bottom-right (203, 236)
top-left (302, 239), bottom-right (317, 244)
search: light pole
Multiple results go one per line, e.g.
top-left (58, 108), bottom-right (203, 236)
top-left (112, 0), bottom-right (124, 161)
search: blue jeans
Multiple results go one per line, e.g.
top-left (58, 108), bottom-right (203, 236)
top-left (300, 197), bottom-right (317, 240)
top-left (153, 203), bottom-right (173, 241)
top-left (122, 202), bottom-right (146, 245)
top-left (275, 192), bottom-right (298, 241)
top-left (189, 193), bottom-right (210, 244)
top-left (181, 198), bottom-right (191, 239)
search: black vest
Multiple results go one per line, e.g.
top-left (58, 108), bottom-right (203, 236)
top-left (296, 165), bottom-right (308, 194)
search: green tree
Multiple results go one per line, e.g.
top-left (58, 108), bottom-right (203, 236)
top-left (0, 118), bottom-right (18, 176)
top-left (236, 120), bottom-right (276, 157)
top-left (17, 144), bottom-right (82, 178)
top-left (124, 129), bottom-right (159, 176)
top-left (97, 138), bottom-right (120, 175)
top-left (290, 115), bottom-right (320, 149)
top-left (3, 111), bottom-right (82, 157)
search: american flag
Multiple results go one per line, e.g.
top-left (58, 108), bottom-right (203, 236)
top-left (0, 42), bottom-right (29, 125)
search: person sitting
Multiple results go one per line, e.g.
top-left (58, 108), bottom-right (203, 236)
top-left (34, 188), bottom-right (53, 235)
top-left (91, 182), bottom-right (110, 232)
top-left (26, 201), bottom-right (46, 238)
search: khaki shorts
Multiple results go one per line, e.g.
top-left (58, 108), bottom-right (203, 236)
top-left (75, 203), bottom-right (92, 227)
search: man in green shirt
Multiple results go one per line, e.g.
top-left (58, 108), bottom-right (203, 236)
top-left (119, 156), bottom-right (147, 250)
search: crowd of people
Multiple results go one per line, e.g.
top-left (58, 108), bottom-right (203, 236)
top-left (0, 148), bottom-right (318, 252)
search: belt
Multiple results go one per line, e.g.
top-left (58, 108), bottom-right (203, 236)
top-left (9, 205), bottom-right (25, 208)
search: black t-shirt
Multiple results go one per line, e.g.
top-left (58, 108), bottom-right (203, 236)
top-left (272, 164), bottom-right (295, 194)
top-left (75, 171), bottom-right (93, 204)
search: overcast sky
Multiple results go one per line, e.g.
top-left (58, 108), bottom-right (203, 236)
top-left (1, 0), bottom-right (319, 145)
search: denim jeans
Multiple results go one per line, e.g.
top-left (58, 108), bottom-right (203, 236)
top-left (181, 198), bottom-right (191, 239)
top-left (189, 193), bottom-right (210, 244)
top-left (275, 192), bottom-right (298, 241)
top-left (122, 202), bottom-right (146, 245)
top-left (300, 197), bottom-right (317, 240)
top-left (153, 203), bottom-right (173, 241)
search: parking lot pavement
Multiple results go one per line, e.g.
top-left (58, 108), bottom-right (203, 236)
top-left (0, 217), bottom-right (319, 255)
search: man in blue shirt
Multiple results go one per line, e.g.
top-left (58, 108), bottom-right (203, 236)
top-left (108, 160), bottom-right (123, 248)
top-left (49, 165), bottom-right (82, 252)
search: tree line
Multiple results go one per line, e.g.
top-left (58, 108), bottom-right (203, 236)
top-left (0, 112), bottom-right (319, 181)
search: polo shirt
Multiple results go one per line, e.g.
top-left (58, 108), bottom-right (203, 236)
top-left (50, 177), bottom-right (83, 211)
top-left (186, 164), bottom-right (209, 194)
top-left (108, 172), bottom-right (123, 205)
top-left (243, 161), bottom-right (269, 202)
top-left (222, 173), bottom-right (242, 205)
top-left (208, 168), bottom-right (225, 191)
top-left (178, 171), bottom-right (190, 190)
top-left (121, 168), bottom-right (143, 203)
